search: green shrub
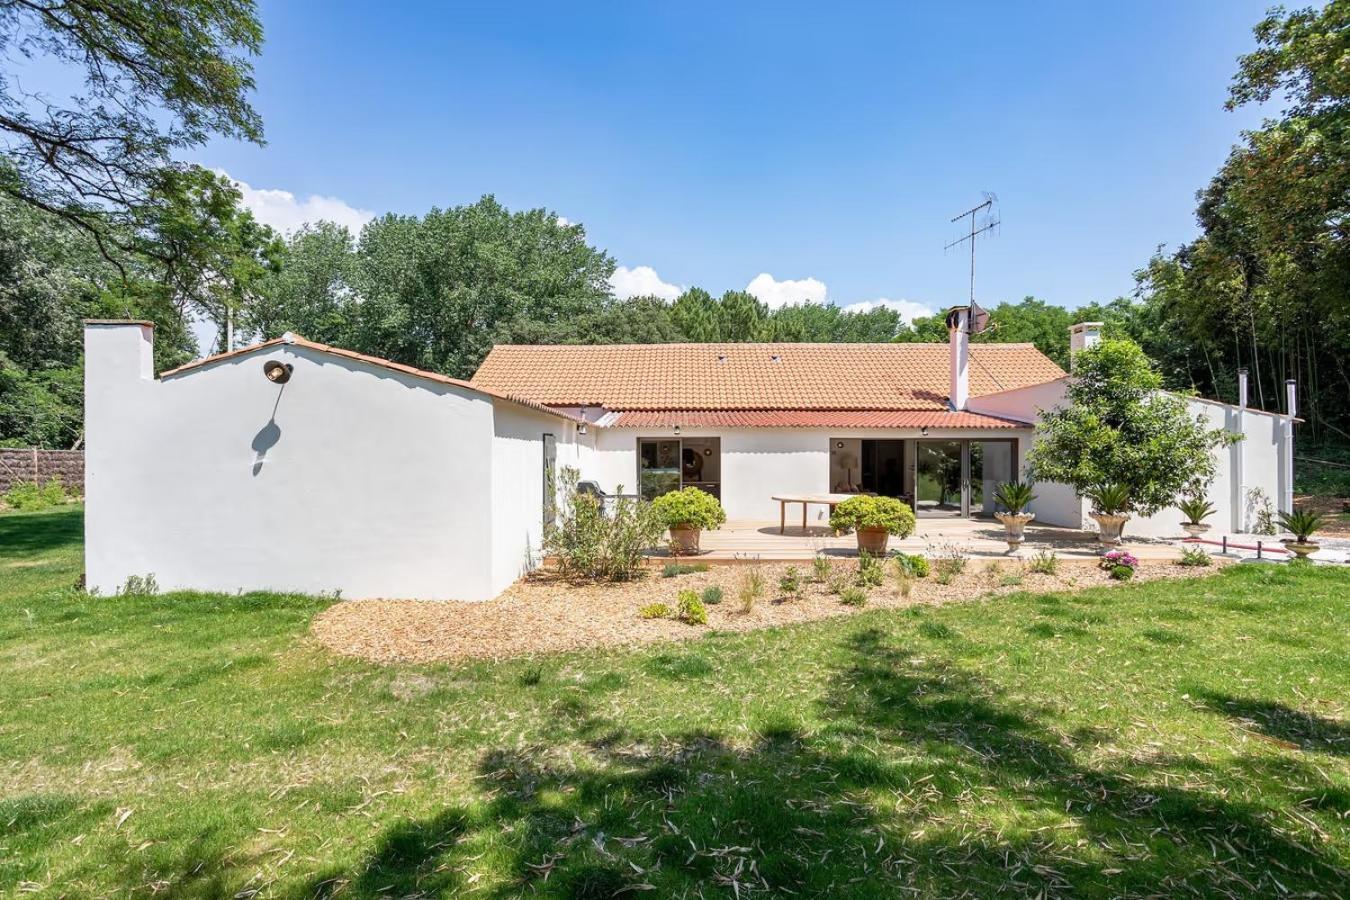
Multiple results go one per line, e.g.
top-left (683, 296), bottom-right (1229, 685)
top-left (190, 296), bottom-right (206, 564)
top-left (1278, 507), bottom-right (1326, 542)
top-left (827, 573), bottom-right (849, 595)
top-left (839, 587), bottom-right (868, 607)
top-left (892, 552), bottom-right (929, 578)
top-left (737, 568), bottom-right (764, 613)
top-left (1109, 564), bottom-right (1134, 581)
top-left (778, 567), bottom-right (801, 600)
top-left (662, 562), bottom-right (709, 578)
top-left (701, 585), bottom-right (723, 605)
top-left (1178, 496), bottom-right (1217, 525)
top-left (545, 468), bottom-right (665, 581)
top-left (3, 476), bottom-right (66, 512)
top-left (993, 481), bottom-right (1037, 515)
top-left (829, 495), bottom-right (916, 537)
top-left (932, 545), bottom-right (968, 584)
top-left (651, 487), bottom-right (726, 531)
top-left (856, 551), bottom-right (884, 587)
top-left (1178, 546), bottom-right (1212, 567)
top-left (1000, 574), bottom-right (1024, 587)
top-left (1027, 550), bottom-right (1059, 575)
top-left (639, 602), bottom-right (670, 619)
top-left (811, 555), bottom-right (832, 583)
top-left (676, 590), bottom-right (707, 625)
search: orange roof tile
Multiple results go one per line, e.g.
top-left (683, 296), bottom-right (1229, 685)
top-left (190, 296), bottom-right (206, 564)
top-left (159, 335), bottom-right (583, 422)
top-left (603, 409), bottom-right (1025, 429)
top-left (471, 343), bottom-right (1064, 411)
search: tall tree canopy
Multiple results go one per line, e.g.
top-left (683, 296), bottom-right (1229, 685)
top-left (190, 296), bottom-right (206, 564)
top-left (0, 0), bottom-right (264, 265)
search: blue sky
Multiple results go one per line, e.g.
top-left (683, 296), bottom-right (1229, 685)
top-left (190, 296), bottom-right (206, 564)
top-left (195, 0), bottom-right (1273, 320)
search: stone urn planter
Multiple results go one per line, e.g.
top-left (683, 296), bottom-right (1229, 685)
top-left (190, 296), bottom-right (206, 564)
top-left (1090, 513), bottom-right (1130, 549)
top-left (856, 526), bottom-right (891, 556)
top-left (1181, 522), bottom-right (1211, 538)
top-left (994, 511), bottom-right (1036, 554)
top-left (1282, 538), bottom-right (1319, 560)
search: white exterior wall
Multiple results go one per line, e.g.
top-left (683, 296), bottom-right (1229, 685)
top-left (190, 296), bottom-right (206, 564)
top-left (490, 403), bottom-right (581, 592)
top-left (85, 325), bottom-right (557, 601)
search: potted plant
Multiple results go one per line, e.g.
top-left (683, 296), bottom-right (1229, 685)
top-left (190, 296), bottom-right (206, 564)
top-left (651, 487), bottom-right (726, 555)
top-left (993, 481), bottom-right (1037, 554)
top-left (829, 495), bottom-right (916, 555)
top-left (1086, 483), bottom-right (1131, 549)
top-left (1177, 496), bottom-right (1216, 538)
top-left (1278, 507), bottom-right (1325, 560)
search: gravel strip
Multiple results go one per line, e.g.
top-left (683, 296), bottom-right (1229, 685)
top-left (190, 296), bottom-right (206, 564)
top-left (312, 558), bottom-right (1229, 665)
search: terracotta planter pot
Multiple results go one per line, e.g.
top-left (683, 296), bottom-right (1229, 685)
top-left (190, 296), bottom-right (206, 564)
top-left (1282, 539), bottom-right (1319, 560)
top-left (669, 525), bottom-right (702, 555)
top-left (856, 527), bottom-right (890, 556)
top-left (1089, 512), bottom-right (1130, 549)
top-left (995, 511), bottom-right (1035, 554)
top-left (1181, 522), bottom-right (1210, 538)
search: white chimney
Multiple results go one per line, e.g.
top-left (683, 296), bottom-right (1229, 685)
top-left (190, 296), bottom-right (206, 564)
top-left (1237, 368), bottom-right (1248, 410)
top-left (947, 306), bottom-right (969, 411)
top-left (1068, 322), bottom-right (1103, 370)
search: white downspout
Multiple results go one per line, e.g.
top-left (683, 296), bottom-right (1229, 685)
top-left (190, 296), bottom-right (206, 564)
top-left (1234, 368), bottom-right (1247, 531)
top-left (1282, 379), bottom-right (1296, 516)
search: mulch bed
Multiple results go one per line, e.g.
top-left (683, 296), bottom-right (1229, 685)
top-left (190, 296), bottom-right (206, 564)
top-left (311, 557), bottom-right (1229, 665)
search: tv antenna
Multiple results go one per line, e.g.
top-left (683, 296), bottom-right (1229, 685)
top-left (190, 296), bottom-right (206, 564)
top-left (944, 193), bottom-right (1000, 306)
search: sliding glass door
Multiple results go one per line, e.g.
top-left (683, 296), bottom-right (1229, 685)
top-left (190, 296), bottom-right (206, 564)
top-left (638, 439), bottom-right (681, 501)
top-left (915, 439), bottom-right (1017, 518)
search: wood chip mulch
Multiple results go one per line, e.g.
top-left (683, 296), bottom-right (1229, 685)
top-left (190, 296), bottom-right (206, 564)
top-left (311, 558), bottom-right (1230, 665)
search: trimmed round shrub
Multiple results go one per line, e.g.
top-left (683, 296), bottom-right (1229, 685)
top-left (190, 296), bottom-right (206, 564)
top-left (829, 495), bottom-right (916, 537)
top-left (1109, 564), bottom-right (1134, 581)
top-left (651, 487), bottom-right (726, 531)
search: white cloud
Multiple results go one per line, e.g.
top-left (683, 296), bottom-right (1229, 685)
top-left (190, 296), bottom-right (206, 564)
top-left (840, 297), bottom-right (935, 324)
top-left (745, 272), bottom-right (828, 309)
top-left (217, 169), bottom-right (376, 237)
top-left (609, 265), bottom-right (683, 301)
top-left (556, 215), bottom-right (573, 227)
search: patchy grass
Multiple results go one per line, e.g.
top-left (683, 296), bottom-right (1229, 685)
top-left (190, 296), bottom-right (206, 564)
top-left (1, 505), bottom-right (1347, 897)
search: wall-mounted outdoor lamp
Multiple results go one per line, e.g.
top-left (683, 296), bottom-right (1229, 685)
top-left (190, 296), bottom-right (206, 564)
top-left (263, 361), bottom-right (293, 384)
top-left (674, 424), bottom-right (681, 435)
top-left (920, 426), bottom-right (929, 437)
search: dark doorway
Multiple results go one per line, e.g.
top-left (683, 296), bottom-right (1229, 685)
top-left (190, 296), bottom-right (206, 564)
top-left (861, 440), bottom-right (906, 500)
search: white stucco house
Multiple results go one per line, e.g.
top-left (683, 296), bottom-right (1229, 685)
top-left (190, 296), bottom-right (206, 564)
top-left (84, 312), bottom-right (1295, 600)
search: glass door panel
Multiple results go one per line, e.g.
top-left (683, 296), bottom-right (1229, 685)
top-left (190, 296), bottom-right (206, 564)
top-left (639, 439), bottom-right (682, 501)
top-left (915, 440), bottom-right (963, 517)
top-left (970, 440), bottom-right (1014, 516)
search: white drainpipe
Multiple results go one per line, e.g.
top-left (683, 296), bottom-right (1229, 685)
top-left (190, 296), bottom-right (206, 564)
top-left (1234, 368), bottom-right (1247, 531)
top-left (947, 306), bottom-right (969, 411)
top-left (1283, 379), bottom-right (1296, 516)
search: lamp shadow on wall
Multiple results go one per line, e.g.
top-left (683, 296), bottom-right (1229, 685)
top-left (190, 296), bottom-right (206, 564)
top-left (251, 383), bottom-right (287, 476)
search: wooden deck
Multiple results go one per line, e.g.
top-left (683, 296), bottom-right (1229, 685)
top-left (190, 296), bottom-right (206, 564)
top-left (649, 517), bottom-right (1183, 563)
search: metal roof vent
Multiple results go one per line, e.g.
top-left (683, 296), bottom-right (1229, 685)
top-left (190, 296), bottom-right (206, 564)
top-left (769, 354), bottom-right (781, 363)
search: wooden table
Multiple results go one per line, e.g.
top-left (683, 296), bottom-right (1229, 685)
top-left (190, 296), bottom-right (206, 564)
top-left (771, 493), bottom-right (859, 534)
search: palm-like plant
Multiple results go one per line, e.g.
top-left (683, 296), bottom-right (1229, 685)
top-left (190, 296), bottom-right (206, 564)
top-left (1278, 507), bottom-right (1325, 543)
top-left (1178, 496), bottom-right (1216, 525)
top-left (1086, 483), bottom-right (1131, 516)
top-left (993, 481), bottom-right (1037, 515)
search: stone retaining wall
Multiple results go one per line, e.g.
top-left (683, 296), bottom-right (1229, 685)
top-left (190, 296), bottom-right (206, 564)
top-left (0, 449), bottom-right (84, 494)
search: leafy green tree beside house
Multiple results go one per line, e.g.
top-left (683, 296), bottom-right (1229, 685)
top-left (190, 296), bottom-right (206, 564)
top-left (1026, 339), bottom-right (1238, 518)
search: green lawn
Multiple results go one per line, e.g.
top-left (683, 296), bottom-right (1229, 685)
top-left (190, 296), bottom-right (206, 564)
top-left (1, 506), bottom-right (1347, 898)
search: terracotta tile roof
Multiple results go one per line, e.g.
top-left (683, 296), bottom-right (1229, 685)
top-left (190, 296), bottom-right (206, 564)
top-left (472, 343), bottom-right (1064, 410)
top-left (601, 409), bottom-right (1026, 429)
top-left (159, 335), bottom-right (583, 422)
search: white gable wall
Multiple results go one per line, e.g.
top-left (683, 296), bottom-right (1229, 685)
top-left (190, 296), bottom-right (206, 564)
top-left (86, 327), bottom-right (501, 600)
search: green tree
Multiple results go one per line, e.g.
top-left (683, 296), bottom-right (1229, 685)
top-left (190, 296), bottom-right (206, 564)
top-left (671, 288), bottom-right (720, 341)
top-left (0, 0), bottom-right (264, 267)
top-left (246, 222), bottom-right (358, 345)
top-left (1026, 340), bottom-right (1236, 517)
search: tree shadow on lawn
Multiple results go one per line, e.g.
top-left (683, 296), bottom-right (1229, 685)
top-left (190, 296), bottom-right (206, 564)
top-left (0, 505), bottom-right (81, 560)
top-left (1196, 691), bottom-right (1349, 757)
top-left (295, 627), bottom-right (1347, 899)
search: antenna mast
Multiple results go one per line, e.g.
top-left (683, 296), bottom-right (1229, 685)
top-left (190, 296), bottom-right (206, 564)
top-left (944, 194), bottom-right (1000, 305)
